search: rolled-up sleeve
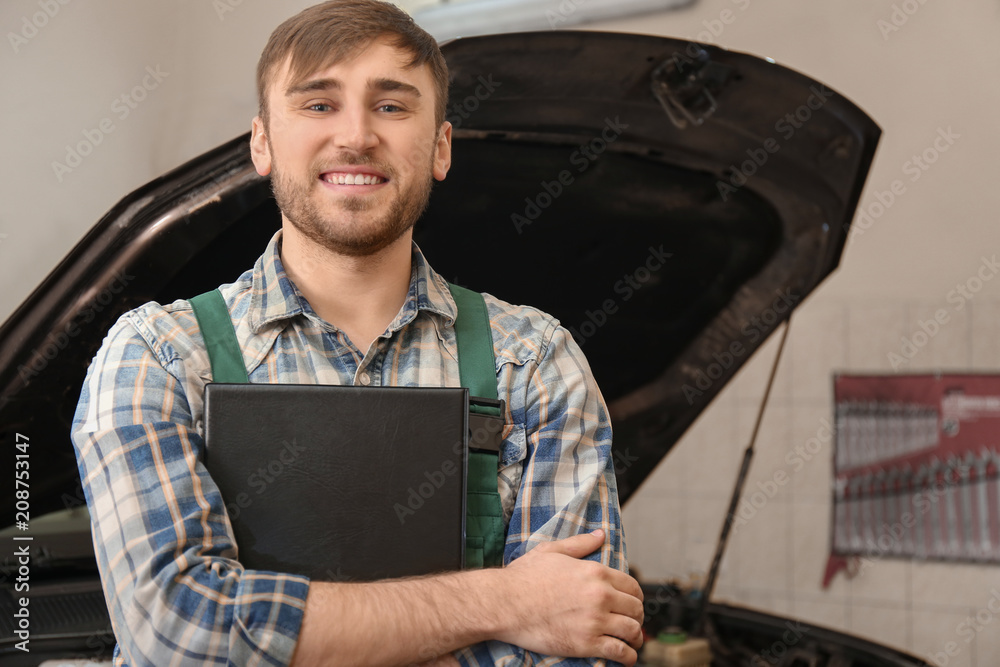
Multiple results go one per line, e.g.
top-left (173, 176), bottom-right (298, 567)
top-left (456, 323), bottom-right (627, 667)
top-left (71, 312), bottom-right (310, 666)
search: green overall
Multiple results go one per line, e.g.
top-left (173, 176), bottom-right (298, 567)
top-left (189, 284), bottom-right (505, 570)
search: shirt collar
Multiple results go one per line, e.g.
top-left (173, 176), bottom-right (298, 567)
top-left (248, 230), bottom-right (457, 334)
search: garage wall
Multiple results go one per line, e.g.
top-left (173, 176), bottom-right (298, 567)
top-left (0, 0), bottom-right (318, 324)
top-left (582, 2), bottom-right (1000, 666)
top-left (3, 1), bottom-right (999, 664)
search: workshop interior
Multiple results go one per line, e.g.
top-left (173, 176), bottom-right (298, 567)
top-left (2, 0), bottom-right (998, 665)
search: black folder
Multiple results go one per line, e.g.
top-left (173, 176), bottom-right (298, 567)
top-left (203, 384), bottom-right (468, 582)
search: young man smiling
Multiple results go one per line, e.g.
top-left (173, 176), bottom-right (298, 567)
top-left (71, 1), bottom-right (642, 665)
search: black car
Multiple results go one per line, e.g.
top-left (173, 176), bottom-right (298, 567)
top-left (0, 30), bottom-right (928, 666)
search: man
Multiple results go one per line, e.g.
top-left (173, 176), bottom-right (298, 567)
top-left (71, 1), bottom-right (643, 665)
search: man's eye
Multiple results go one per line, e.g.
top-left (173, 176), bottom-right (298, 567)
top-left (308, 103), bottom-right (332, 112)
top-left (378, 104), bottom-right (403, 113)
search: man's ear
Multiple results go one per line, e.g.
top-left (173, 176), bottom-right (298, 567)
top-left (432, 121), bottom-right (452, 182)
top-left (250, 116), bottom-right (272, 176)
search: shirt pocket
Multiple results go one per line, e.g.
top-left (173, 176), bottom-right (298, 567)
top-left (497, 422), bottom-right (526, 524)
top-left (499, 421), bottom-right (526, 468)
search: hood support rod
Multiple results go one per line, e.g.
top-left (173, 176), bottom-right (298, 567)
top-left (693, 316), bottom-right (792, 637)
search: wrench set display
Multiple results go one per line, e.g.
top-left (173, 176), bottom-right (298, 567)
top-left (832, 374), bottom-right (1000, 562)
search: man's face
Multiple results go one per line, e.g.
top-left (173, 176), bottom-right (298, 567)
top-left (250, 37), bottom-right (451, 257)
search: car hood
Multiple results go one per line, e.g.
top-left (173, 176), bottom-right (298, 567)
top-left (0, 30), bottom-right (879, 517)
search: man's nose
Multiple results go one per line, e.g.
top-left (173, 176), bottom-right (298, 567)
top-left (335, 107), bottom-right (379, 153)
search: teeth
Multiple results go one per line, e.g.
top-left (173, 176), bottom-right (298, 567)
top-left (323, 173), bottom-right (384, 185)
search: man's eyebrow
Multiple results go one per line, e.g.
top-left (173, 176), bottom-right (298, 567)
top-left (285, 77), bottom-right (422, 99)
top-left (285, 77), bottom-right (341, 97)
top-left (369, 77), bottom-right (422, 98)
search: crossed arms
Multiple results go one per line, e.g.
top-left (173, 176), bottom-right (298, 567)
top-left (71, 304), bottom-right (643, 665)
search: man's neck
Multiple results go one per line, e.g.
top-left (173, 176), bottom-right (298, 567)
top-left (279, 223), bottom-right (414, 354)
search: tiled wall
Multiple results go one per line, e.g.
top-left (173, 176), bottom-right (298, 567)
top-left (622, 298), bottom-right (1000, 667)
top-left (584, 0), bottom-right (1000, 661)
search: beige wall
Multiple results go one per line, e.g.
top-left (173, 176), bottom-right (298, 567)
top-left (1, 0), bottom-right (318, 323)
top-left (581, 2), bottom-right (1000, 665)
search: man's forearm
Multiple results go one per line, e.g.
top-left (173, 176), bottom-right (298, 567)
top-left (290, 568), bottom-right (504, 666)
top-left (289, 531), bottom-right (644, 667)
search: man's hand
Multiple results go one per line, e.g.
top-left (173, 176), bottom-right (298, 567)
top-left (290, 530), bottom-right (642, 666)
top-left (497, 530), bottom-right (644, 665)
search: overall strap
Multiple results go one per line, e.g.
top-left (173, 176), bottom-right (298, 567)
top-left (189, 289), bottom-right (249, 383)
top-left (448, 284), bottom-right (505, 569)
top-left (448, 284), bottom-right (501, 415)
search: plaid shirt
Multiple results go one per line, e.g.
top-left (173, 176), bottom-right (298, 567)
top-left (72, 231), bottom-right (627, 666)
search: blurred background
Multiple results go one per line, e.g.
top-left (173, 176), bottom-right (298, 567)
top-left (2, 1), bottom-right (998, 664)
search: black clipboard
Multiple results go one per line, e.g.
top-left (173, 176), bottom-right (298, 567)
top-left (204, 384), bottom-right (468, 582)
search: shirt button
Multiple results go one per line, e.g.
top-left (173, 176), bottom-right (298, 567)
top-left (358, 372), bottom-right (371, 386)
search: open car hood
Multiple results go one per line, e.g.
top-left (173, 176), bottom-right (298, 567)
top-left (0, 30), bottom-right (880, 518)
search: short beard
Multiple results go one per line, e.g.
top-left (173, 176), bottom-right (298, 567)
top-left (271, 150), bottom-right (435, 258)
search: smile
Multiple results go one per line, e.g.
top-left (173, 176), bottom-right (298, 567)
top-left (321, 172), bottom-right (386, 185)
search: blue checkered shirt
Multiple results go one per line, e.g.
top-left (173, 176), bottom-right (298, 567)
top-left (72, 231), bottom-right (627, 666)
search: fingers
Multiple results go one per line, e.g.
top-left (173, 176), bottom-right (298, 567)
top-left (533, 529), bottom-right (605, 558)
top-left (534, 534), bottom-right (643, 606)
top-left (504, 530), bottom-right (648, 662)
top-left (529, 534), bottom-right (645, 628)
top-left (602, 610), bottom-right (644, 650)
top-left (607, 587), bottom-right (645, 628)
top-left (593, 636), bottom-right (639, 667)
top-left (606, 568), bottom-right (644, 601)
